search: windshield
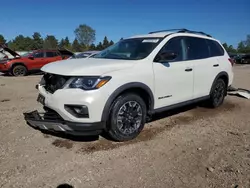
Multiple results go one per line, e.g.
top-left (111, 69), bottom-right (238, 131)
top-left (93, 38), bottom-right (163, 60)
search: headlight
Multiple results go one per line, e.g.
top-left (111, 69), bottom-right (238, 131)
top-left (67, 76), bottom-right (111, 90)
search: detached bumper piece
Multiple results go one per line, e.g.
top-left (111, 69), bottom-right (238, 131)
top-left (23, 110), bottom-right (105, 136)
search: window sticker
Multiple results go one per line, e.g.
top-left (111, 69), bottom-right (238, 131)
top-left (142, 39), bottom-right (159, 43)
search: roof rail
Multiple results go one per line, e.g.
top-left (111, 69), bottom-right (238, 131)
top-left (149, 28), bottom-right (212, 37)
top-left (149, 29), bottom-right (187, 34)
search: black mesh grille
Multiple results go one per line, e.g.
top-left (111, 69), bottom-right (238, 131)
top-left (43, 73), bottom-right (70, 93)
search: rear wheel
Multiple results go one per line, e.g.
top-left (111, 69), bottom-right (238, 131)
top-left (106, 93), bottom-right (147, 142)
top-left (207, 78), bottom-right (227, 108)
top-left (11, 65), bottom-right (27, 76)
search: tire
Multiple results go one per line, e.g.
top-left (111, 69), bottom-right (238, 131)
top-left (106, 93), bottom-right (147, 142)
top-left (11, 65), bottom-right (27, 76)
top-left (207, 78), bottom-right (227, 108)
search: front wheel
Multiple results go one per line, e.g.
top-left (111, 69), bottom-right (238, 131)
top-left (11, 65), bottom-right (27, 76)
top-left (207, 78), bottom-right (227, 108)
top-left (106, 93), bottom-right (147, 142)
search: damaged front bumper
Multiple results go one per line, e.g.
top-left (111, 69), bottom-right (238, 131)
top-left (23, 110), bottom-right (105, 136)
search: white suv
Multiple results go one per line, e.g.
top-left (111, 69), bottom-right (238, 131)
top-left (24, 29), bottom-right (234, 141)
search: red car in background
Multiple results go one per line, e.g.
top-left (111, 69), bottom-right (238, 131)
top-left (0, 45), bottom-right (74, 76)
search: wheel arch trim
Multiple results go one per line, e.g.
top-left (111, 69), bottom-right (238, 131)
top-left (209, 71), bottom-right (229, 95)
top-left (101, 82), bottom-right (154, 122)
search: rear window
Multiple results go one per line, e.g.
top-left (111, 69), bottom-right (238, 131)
top-left (206, 39), bottom-right (224, 57)
top-left (185, 37), bottom-right (209, 60)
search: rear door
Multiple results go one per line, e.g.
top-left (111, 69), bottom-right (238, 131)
top-left (184, 37), bottom-right (222, 98)
top-left (45, 51), bottom-right (61, 64)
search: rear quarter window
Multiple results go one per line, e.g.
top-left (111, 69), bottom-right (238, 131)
top-left (206, 39), bottom-right (224, 57)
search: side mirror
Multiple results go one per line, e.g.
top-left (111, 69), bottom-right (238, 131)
top-left (28, 56), bottom-right (34, 60)
top-left (155, 51), bottom-right (177, 63)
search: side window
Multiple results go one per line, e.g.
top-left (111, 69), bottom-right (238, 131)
top-left (33, 52), bottom-right (44, 58)
top-left (155, 37), bottom-right (186, 62)
top-left (46, 51), bottom-right (58, 57)
top-left (185, 37), bottom-right (209, 60)
top-left (206, 40), bottom-right (225, 57)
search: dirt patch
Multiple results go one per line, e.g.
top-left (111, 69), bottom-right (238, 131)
top-left (0, 99), bottom-right (10, 102)
top-left (223, 165), bottom-right (236, 173)
top-left (43, 134), bottom-right (51, 138)
top-left (78, 126), bottom-right (168, 154)
top-left (1, 65), bottom-right (250, 188)
top-left (77, 101), bottom-right (240, 154)
top-left (52, 139), bottom-right (73, 149)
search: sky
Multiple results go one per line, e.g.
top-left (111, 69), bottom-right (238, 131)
top-left (0, 0), bottom-right (249, 47)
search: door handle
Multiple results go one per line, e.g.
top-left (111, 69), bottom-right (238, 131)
top-left (185, 68), bottom-right (193, 72)
top-left (213, 64), bottom-right (219, 67)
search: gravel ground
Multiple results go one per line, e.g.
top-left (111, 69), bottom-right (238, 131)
top-left (0, 65), bottom-right (250, 188)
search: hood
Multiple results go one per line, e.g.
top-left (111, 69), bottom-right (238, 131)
top-left (0, 45), bottom-right (20, 57)
top-left (41, 58), bottom-right (135, 76)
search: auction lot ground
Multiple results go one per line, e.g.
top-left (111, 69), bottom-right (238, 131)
top-left (0, 65), bottom-right (250, 188)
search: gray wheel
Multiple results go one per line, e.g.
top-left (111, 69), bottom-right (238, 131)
top-left (207, 78), bottom-right (227, 108)
top-left (11, 65), bottom-right (27, 76)
top-left (106, 93), bottom-right (147, 142)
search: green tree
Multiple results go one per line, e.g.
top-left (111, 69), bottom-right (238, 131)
top-left (31, 32), bottom-right (43, 50)
top-left (237, 41), bottom-right (246, 53)
top-left (8, 35), bottom-right (33, 51)
top-left (89, 44), bottom-right (96, 50)
top-left (222, 43), bottom-right (228, 50)
top-left (64, 37), bottom-right (71, 49)
top-left (59, 38), bottom-right (65, 48)
top-left (43, 35), bottom-right (58, 49)
top-left (243, 35), bottom-right (250, 53)
top-left (227, 45), bottom-right (236, 53)
top-left (96, 42), bottom-right (103, 50)
top-left (109, 40), bottom-right (114, 46)
top-left (0, 34), bottom-right (6, 45)
top-left (102, 36), bottom-right (110, 49)
top-left (244, 35), bottom-right (250, 47)
top-left (72, 38), bottom-right (82, 52)
top-left (74, 24), bottom-right (96, 47)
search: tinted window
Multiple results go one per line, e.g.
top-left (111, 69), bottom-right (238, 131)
top-left (185, 37), bottom-right (209, 60)
top-left (155, 37), bottom-right (186, 62)
top-left (33, 52), bottom-right (44, 58)
top-left (206, 40), bottom-right (224, 57)
top-left (46, 51), bottom-right (58, 57)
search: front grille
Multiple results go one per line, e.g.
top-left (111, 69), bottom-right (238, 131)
top-left (43, 73), bottom-right (70, 93)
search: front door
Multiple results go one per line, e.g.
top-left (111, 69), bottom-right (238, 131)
top-left (153, 36), bottom-right (194, 109)
top-left (29, 51), bottom-right (46, 70)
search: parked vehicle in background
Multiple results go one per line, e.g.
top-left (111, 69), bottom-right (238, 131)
top-left (24, 29), bottom-right (234, 142)
top-left (0, 51), bottom-right (8, 60)
top-left (240, 54), bottom-right (250, 64)
top-left (0, 44), bottom-right (18, 60)
top-left (0, 47), bottom-right (74, 76)
top-left (70, 51), bottom-right (100, 59)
